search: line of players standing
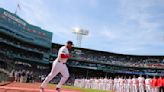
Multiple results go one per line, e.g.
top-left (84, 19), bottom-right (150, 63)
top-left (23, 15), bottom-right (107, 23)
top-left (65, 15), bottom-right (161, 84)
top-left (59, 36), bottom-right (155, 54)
top-left (74, 75), bottom-right (164, 92)
top-left (9, 70), bottom-right (34, 83)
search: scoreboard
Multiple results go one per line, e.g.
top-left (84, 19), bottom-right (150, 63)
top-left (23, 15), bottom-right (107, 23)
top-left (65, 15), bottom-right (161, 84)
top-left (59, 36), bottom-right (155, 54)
top-left (0, 8), bottom-right (52, 48)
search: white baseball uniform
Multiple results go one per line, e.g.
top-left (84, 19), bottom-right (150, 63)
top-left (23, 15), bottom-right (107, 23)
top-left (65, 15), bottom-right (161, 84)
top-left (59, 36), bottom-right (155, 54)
top-left (98, 79), bottom-right (103, 90)
top-left (102, 78), bottom-right (108, 90)
top-left (132, 78), bottom-right (138, 92)
top-left (113, 78), bottom-right (118, 92)
top-left (94, 79), bottom-right (99, 89)
top-left (145, 78), bottom-right (151, 92)
top-left (74, 79), bottom-right (78, 87)
top-left (90, 79), bottom-right (94, 89)
top-left (41, 46), bottom-right (70, 88)
top-left (119, 78), bottom-right (124, 92)
top-left (123, 79), bottom-right (127, 92)
top-left (126, 79), bottom-right (132, 92)
top-left (80, 78), bottom-right (85, 88)
top-left (106, 79), bottom-right (113, 91)
top-left (138, 77), bottom-right (145, 92)
top-left (85, 79), bottom-right (90, 88)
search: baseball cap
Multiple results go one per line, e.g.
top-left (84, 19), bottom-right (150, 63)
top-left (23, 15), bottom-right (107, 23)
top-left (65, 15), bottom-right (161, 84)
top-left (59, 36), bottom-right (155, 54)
top-left (67, 41), bottom-right (73, 45)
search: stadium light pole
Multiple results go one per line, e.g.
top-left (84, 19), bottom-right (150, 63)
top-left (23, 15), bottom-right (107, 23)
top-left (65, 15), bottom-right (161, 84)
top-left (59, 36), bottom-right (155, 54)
top-left (72, 27), bottom-right (89, 47)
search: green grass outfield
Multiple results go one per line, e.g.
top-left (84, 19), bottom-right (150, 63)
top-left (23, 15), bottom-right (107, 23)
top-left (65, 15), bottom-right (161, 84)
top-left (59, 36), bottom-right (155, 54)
top-left (49, 84), bottom-right (113, 92)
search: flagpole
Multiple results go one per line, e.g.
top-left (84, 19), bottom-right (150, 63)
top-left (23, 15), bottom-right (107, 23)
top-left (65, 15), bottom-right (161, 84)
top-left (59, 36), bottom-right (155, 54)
top-left (14, 0), bottom-right (20, 15)
top-left (14, 6), bottom-right (18, 14)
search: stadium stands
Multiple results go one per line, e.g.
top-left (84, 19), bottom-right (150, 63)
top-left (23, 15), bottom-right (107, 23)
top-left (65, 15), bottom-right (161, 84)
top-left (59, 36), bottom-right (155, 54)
top-left (51, 43), bottom-right (164, 69)
top-left (0, 8), bottom-right (52, 83)
top-left (50, 43), bottom-right (164, 79)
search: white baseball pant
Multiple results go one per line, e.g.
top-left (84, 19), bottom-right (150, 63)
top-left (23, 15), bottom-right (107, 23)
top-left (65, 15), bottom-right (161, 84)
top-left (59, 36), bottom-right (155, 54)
top-left (139, 84), bottom-right (145, 92)
top-left (146, 85), bottom-right (151, 92)
top-left (41, 61), bottom-right (69, 88)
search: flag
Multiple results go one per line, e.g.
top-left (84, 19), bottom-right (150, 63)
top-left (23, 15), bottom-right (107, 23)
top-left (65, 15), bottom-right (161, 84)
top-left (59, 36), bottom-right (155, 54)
top-left (17, 4), bottom-right (21, 10)
top-left (15, 3), bottom-right (21, 14)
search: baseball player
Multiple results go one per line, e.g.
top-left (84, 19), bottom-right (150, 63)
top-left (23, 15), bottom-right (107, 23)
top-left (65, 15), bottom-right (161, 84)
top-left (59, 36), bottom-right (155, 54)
top-left (98, 77), bottom-right (103, 90)
top-left (80, 78), bottom-right (85, 88)
top-left (103, 77), bottom-right (108, 90)
top-left (126, 76), bottom-right (132, 92)
top-left (113, 76), bottom-right (119, 92)
top-left (119, 76), bottom-right (124, 92)
top-left (123, 76), bottom-right (127, 92)
top-left (108, 77), bottom-right (114, 91)
top-left (151, 76), bottom-right (158, 92)
top-left (90, 78), bottom-right (93, 89)
top-left (132, 75), bottom-right (138, 92)
top-left (90, 78), bottom-right (94, 89)
top-left (157, 76), bottom-right (163, 92)
top-left (94, 78), bottom-right (99, 89)
top-left (102, 77), bottom-right (108, 90)
top-left (40, 41), bottom-right (73, 92)
top-left (145, 75), bottom-right (152, 92)
top-left (138, 75), bottom-right (145, 92)
top-left (162, 77), bottom-right (164, 92)
top-left (74, 79), bottom-right (78, 87)
top-left (86, 79), bottom-right (91, 88)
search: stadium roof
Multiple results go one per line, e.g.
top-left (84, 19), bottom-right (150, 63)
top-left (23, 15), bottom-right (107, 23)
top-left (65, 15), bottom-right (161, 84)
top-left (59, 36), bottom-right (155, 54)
top-left (52, 43), bottom-right (164, 57)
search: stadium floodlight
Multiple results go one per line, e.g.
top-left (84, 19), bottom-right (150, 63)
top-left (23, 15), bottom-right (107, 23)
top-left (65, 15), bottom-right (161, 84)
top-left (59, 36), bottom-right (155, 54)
top-left (72, 27), bottom-right (89, 47)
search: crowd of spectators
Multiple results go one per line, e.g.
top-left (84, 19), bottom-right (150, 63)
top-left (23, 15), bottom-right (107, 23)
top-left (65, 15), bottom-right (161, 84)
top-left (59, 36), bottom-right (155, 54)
top-left (67, 61), bottom-right (164, 77)
top-left (0, 44), bottom-right (42, 61)
top-left (0, 35), bottom-right (48, 54)
top-left (0, 58), bottom-right (50, 83)
top-left (73, 50), bottom-right (164, 69)
top-left (52, 46), bottom-right (164, 69)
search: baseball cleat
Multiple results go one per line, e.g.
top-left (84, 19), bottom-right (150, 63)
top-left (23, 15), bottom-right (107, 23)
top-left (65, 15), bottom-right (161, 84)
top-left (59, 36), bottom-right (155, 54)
top-left (56, 87), bottom-right (61, 92)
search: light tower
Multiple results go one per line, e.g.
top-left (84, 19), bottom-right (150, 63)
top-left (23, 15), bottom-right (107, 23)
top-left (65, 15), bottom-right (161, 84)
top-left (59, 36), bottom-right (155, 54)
top-left (72, 27), bottom-right (89, 47)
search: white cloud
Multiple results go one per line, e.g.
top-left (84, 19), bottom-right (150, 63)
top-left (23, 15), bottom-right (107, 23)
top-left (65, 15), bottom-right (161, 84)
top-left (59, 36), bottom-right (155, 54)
top-left (100, 28), bottom-right (117, 40)
top-left (120, 0), bottom-right (161, 32)
top-left (20, 0), bottom-right (51, 27)
top-left (18, 0), bottom-right (75, 44)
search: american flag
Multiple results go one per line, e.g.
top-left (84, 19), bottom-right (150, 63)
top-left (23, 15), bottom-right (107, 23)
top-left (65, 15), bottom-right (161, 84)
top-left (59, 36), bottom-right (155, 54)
top-left (15, 3), bottom-right (21, 14)
top-left (17, 4), bottom-right (21, 10)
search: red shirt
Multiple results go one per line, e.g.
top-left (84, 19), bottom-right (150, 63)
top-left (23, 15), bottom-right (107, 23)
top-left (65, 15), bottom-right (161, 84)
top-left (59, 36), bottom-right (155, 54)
top-left (61, 54), bottom-right (70, 58)
top-left (163, 78), bottom-right (164, 87)
top-left (151, 78), bottom-right (158, 87)
top-left (157, 77), bottom-right (163, 87)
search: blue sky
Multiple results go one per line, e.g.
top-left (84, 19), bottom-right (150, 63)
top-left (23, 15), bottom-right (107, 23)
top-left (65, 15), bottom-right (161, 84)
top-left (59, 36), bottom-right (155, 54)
top-left (1, 0), bottom-right (164, 55)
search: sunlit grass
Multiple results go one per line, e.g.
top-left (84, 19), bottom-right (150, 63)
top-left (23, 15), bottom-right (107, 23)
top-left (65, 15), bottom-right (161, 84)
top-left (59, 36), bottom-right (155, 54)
top-left (48, 84), bottom-right (113, 92)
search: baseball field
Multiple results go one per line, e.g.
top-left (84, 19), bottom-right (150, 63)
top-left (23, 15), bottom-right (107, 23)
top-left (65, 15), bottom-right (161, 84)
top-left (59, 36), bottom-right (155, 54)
top-left (0, 82), bottom-right (112, 92)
